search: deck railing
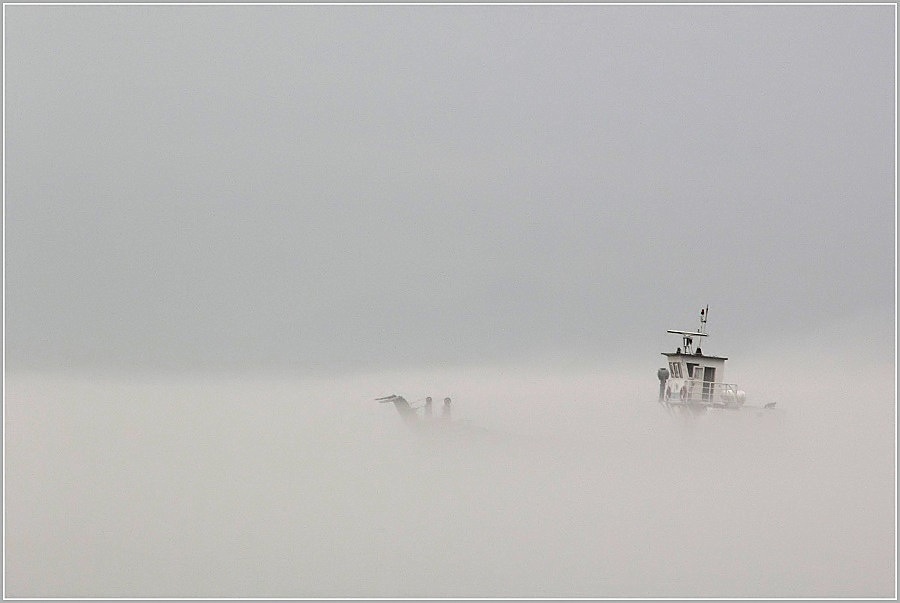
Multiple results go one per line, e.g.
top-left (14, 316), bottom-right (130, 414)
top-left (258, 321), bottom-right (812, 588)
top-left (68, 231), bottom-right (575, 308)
top-left (676, 379), bottom-right (744, 407)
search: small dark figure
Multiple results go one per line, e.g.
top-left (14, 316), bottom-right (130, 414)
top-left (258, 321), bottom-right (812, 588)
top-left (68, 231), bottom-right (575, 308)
top-left (442, 397), bottom-right (452, 420)
top-left (695, 348), bottom-right (702, 355)
top-left (676, 347), bottom-right (682, 354)
top-left (424, 396), bottom-right (433, 418)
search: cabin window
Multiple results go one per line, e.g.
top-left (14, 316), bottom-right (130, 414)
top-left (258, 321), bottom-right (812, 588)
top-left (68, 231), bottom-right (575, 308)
top-left (686, 362), bottom-right (698, 378)
top-left (669, 362), bottom-right (682, 378)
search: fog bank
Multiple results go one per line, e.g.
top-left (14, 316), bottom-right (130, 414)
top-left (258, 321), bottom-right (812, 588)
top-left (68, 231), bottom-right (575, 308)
top-left (5, 360), bottom-right (894, 598)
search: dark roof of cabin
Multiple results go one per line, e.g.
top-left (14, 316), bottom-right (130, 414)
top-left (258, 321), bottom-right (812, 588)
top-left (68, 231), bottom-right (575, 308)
top-left (661, 352), bottom-right (728, 361)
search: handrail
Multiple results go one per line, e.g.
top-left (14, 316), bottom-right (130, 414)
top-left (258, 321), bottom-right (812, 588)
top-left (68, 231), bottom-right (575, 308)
top-left (675, 379), bottom-right (745, 407)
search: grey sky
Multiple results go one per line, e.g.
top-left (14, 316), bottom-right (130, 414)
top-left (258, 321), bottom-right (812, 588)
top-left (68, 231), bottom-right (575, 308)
top-left (5, 4), bottom-right (895, 375)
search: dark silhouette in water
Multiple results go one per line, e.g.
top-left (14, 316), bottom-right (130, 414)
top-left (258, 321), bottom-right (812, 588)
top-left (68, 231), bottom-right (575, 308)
top-left (375, 394), bottom-right (506, 444)
top-left (442, 397), bottom-right (451, 420)
top-left (374, 395), bottom-right (418, 424)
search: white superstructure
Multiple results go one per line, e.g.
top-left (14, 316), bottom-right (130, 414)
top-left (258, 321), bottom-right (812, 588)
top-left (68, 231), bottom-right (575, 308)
top-left (657, 306), bottom-right (748, 411)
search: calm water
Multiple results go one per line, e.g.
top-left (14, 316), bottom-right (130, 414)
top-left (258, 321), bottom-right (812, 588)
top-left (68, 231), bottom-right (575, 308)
top-left (5, 364), bottom-right (895, 597)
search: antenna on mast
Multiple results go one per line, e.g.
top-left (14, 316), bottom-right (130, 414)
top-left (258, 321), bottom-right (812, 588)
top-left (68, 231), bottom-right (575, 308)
top-left (666, 305), bottom-right (711, 354)
top-left (699, 305), bottom-right (709, 334)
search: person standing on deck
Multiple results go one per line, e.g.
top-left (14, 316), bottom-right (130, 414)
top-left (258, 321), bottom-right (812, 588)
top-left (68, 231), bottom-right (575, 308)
top-left (424, 396), bottom-right (433, 418)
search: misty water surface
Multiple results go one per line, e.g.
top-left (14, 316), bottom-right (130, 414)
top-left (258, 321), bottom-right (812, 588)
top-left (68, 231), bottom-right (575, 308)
top-left (5, 358), bottom-right (894, 598)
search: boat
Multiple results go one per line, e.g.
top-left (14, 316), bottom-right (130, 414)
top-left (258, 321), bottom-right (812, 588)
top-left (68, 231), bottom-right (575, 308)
top-left (656, 306), bottom-right (776, 416)
top-left (375, 394), bottom-right (511, 443)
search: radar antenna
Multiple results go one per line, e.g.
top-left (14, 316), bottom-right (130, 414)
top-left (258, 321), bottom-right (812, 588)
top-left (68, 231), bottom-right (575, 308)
top-left (666, 305), bottom-right (710, 354)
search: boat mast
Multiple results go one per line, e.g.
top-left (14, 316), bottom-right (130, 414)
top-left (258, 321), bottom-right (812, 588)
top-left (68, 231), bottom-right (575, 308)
top-left (666, 305), bottom-right (710, 354)
top-left (699, 305), bottom-right (709, 335)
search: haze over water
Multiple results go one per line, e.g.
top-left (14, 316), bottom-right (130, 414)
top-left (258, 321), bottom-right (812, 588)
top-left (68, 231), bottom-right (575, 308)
top-left (6, 337), bottom-right (895, 597)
